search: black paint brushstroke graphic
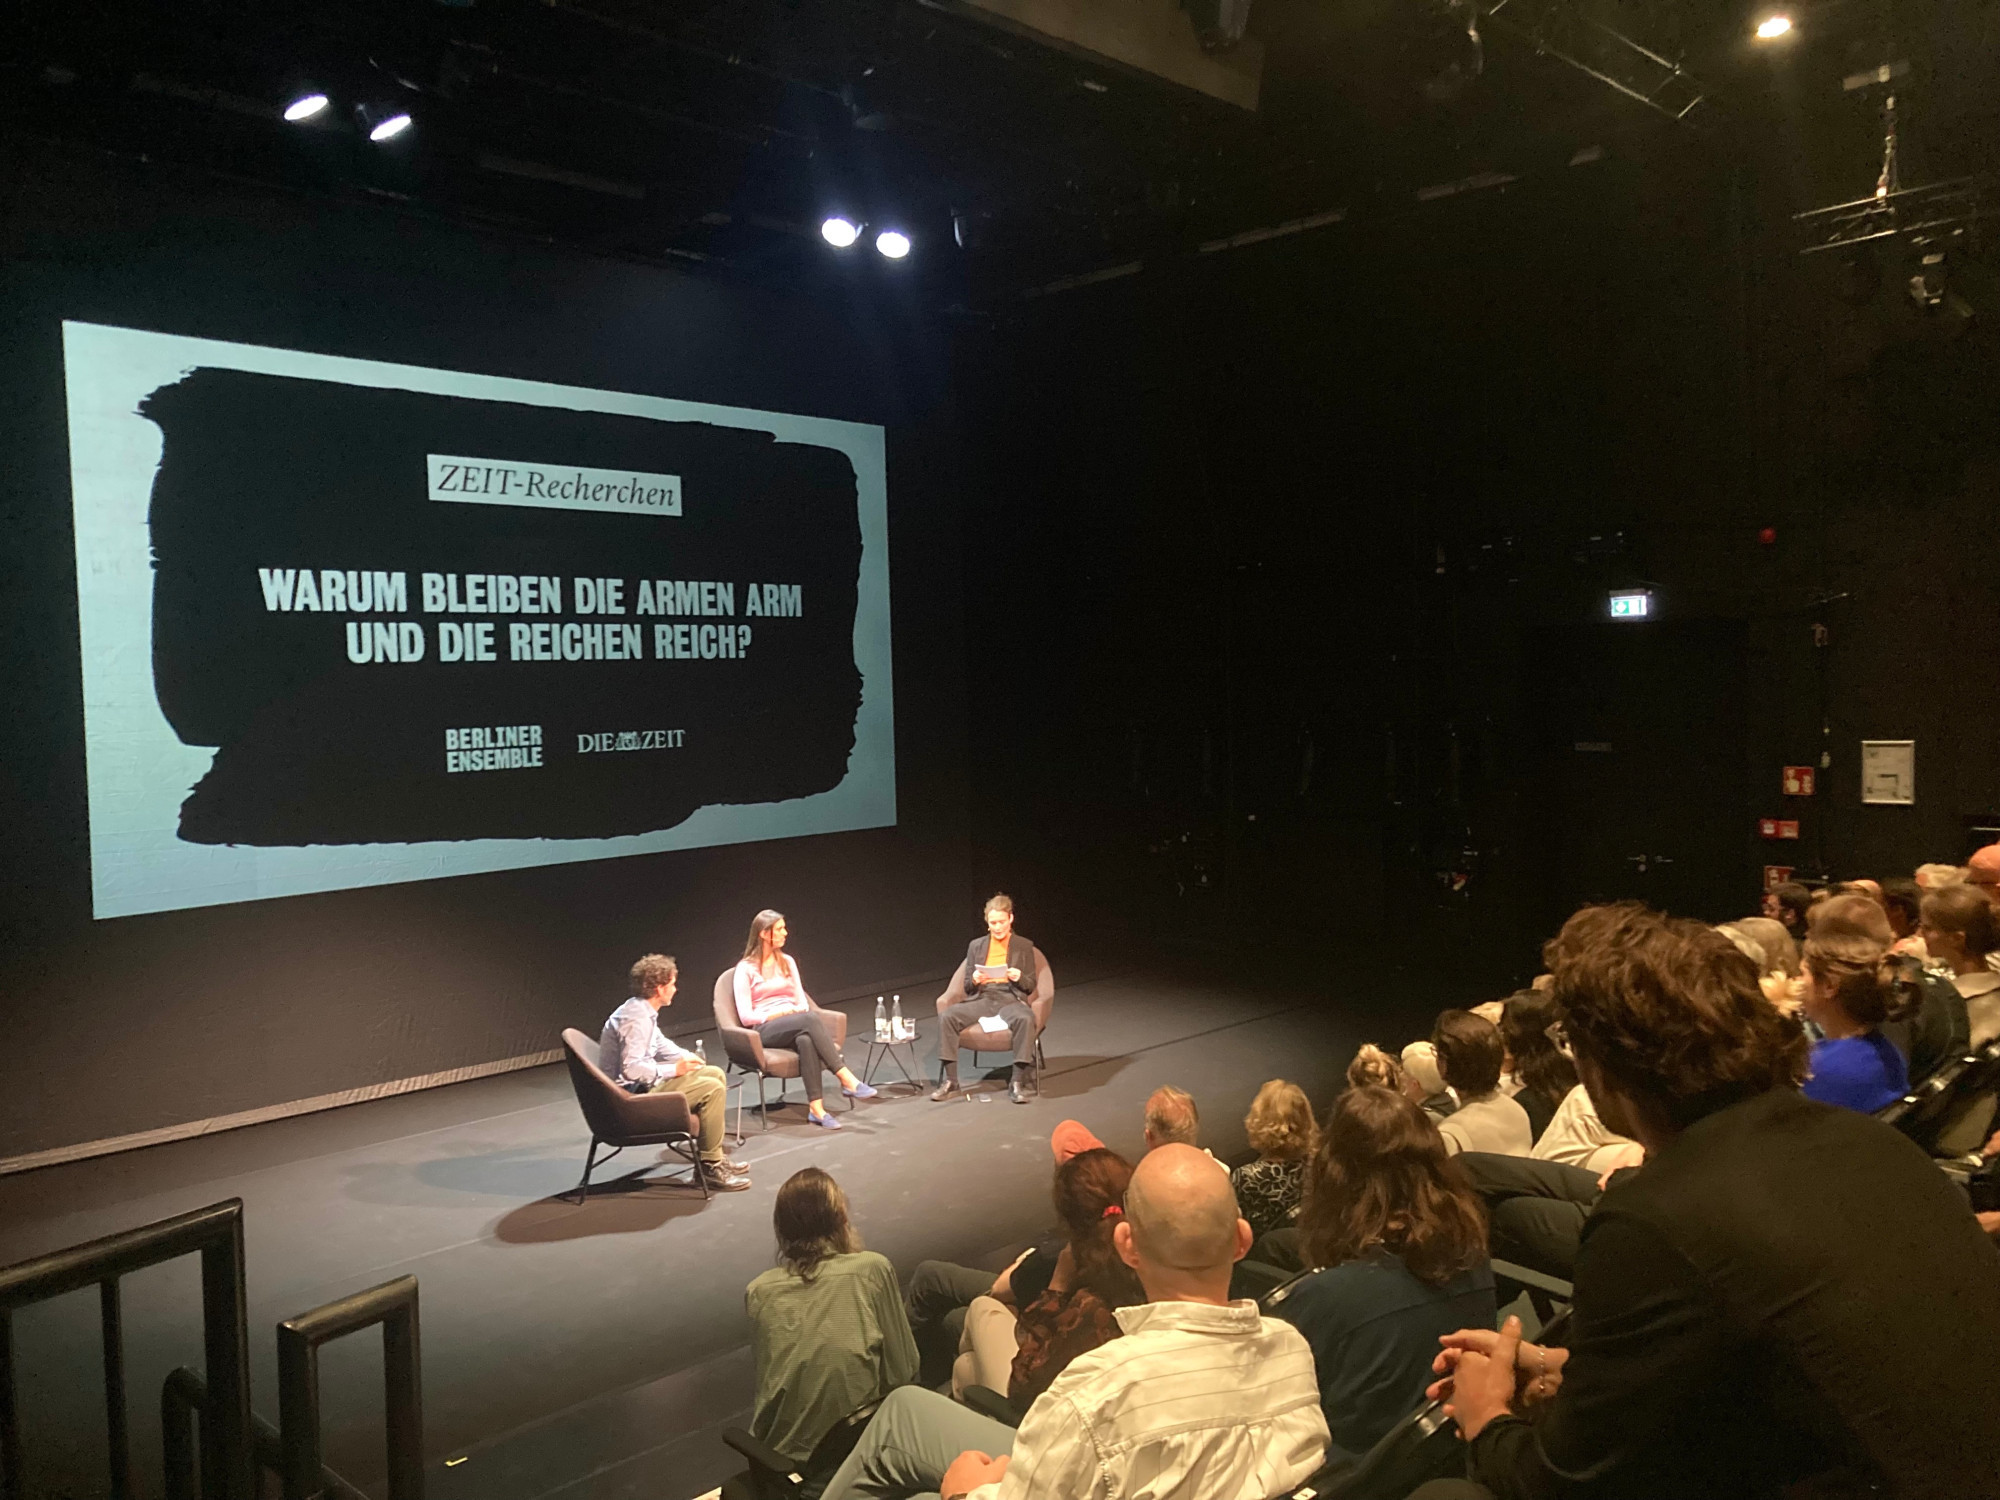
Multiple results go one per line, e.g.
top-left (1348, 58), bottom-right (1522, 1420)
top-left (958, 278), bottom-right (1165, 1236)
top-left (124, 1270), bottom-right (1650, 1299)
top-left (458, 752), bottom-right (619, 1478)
top-left (142, 368), bottom-right (862, 845)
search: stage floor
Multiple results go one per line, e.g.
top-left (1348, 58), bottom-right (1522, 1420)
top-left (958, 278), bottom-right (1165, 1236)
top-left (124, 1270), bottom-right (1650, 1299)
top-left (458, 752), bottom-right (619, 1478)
top-left (0, 966), bottom-right (1436, 1500)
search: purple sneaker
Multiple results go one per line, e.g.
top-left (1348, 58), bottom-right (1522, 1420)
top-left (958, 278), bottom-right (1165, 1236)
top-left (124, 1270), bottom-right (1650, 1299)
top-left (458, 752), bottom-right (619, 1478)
top-left (842, 1080), bottom-right (879, 1099)
top-left (810, 1111), bottom-right (843, 1130)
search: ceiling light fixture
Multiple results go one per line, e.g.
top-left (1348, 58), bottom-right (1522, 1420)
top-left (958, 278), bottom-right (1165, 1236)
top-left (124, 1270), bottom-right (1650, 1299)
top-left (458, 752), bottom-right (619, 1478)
top-left (820, 216), bottom-right (861, 248)
top-left (1755, 14), bottom-right (1793, 40)
top-left (282, 92), bottom-right (330, 122)
top-left (874, 229), bottom-right (911, 259)
top-left (355, 103), bottom-right (413, 142)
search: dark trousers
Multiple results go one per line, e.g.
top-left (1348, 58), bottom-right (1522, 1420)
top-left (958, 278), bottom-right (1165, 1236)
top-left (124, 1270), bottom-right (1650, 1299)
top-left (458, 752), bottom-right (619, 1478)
top-left (905, 1260), bottom-right (996, 1388)
top-left (759, 1010), bottom-right (847, 1104)
top-left (938, 994), bottom-right (1036, 1071)
top-left (1455, 1152), bottom-right (1602, 1281)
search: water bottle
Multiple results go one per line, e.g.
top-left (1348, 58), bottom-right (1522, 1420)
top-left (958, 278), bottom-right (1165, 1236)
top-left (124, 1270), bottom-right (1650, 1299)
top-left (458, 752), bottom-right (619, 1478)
top-left (875, 995), bottom-right (888, 1042)
top-left (890, 994), bottom-right (904, 1041)
top-left (694, 1038), bottom-right (706, 1066)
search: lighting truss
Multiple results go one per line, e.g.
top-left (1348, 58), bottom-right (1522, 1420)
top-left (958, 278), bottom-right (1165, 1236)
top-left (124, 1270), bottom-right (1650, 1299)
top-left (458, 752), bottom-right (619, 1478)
top-left (1794, 176), bottom-right (1992, 255)
top-left (1481, 0), bottom-right (1712, 125)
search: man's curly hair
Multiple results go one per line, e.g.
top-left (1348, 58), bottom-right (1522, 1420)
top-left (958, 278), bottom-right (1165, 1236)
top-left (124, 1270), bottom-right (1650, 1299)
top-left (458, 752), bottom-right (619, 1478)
top-left (1543, 902), bottom-right (1808, 1126)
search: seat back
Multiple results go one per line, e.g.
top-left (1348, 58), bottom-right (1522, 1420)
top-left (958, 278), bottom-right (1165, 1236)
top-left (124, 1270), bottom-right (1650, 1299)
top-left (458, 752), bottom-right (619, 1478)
top-left (1880, 1035), bottom-right (2000, 1154)
top-left (1318, 1397), bottom-right (1462, 1500)
top-left (712, 969), bottom-right (767, 1073)
top-left (561, 1027), bottom-right (631, 1140)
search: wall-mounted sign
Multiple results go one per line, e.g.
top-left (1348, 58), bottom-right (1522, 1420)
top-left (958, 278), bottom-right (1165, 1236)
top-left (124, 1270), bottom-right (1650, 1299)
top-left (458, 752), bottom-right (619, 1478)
top-left (1782, 766), bottom-right (1816, 796)
top-left (1763, 865), bottom-right (1794, 890)
top-left (1759, 818), bottom-right (1801, 840)
top-left (1608, 589), bottom-right (1653, 620)
top-left (1861, 740), bottom-right (1915, 805)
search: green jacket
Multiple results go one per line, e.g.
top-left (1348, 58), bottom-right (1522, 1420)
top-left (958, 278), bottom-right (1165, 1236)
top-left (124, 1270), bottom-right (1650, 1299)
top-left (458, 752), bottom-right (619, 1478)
top-left (746, 1251), bottom-right (920, 1463)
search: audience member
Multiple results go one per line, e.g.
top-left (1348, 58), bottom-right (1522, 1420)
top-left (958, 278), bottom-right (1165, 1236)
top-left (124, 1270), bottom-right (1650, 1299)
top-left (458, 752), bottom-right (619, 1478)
top-left (1142, 1085), bottom-right (1199, 1150)
top-left (1277, 1087), bottom-right (1496, 1462)
top-left (1346, 1042), bottom-right (1405, 1092)
top-left (1429, 902), bottom-right (2000, 1500)
top-left (1915, 861), bottom-right (1967, 890)
top-left (1731, 914), bottom-right (1798, 975)
top-left (1797, 895), bottom-right (1911, 1113)
top-left (746, 1169), bottom-right (918, 1472)
top-left (1969, 842), bottom-right (2000, 915)
top-left (1761, 879), bottom-right (1811, 935)
top-left (1920, 883), bottom-right (2000, 1045)
top-left (1004, 1147), bottom-right (1144, 1407)
top-left (1432, 1011), bottom-right (1531, 1157)
top-left (817, 1144), bottom-right (1328, 1500)
top-left (1400, 1042), bottom-right (1457, 1120)
top-left (1880, 876), bottom-right (1924, 953)
top-left (1496, 991), bottom-right (1575, 1143)
top-left (1530, 1082), bottom-right (1643, 1177)
top-left (599, 953), bottom-right (748, 1190)
top-left (1231, 1080), bottom-right (1314, 1240)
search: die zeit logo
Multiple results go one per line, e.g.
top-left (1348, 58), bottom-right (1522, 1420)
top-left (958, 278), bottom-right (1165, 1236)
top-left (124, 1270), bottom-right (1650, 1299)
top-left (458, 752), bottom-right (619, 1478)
top-left (426, 454), bottom-right (681, 517)
top-left (579, 729), bottom-right (687, 753)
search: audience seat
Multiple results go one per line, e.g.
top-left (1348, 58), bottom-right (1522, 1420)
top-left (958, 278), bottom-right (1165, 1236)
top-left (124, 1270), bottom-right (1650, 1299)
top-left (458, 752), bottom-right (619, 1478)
top-left (933, 947), bottom-right (1057, 1089)
top-left (1877, 1035), bottom-right (2000, 1157)
top-left (721, 1400), bottom-right (880, 1500)
top-left (556, 1028), bottom-right (707, 1203)
top-left (711, 970), bottom-right (852, 1133)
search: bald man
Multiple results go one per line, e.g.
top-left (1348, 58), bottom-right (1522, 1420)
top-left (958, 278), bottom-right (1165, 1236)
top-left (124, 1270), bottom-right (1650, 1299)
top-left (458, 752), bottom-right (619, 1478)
top-left (818, 1144), bottom-right (1327, 1500)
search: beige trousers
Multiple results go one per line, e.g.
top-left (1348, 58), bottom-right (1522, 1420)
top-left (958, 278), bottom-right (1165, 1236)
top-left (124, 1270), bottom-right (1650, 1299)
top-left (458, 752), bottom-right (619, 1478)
top-left (650, 1063), bottom-right (727, 1161)
top-left (950, 1294), bottom-right (1019, 1399)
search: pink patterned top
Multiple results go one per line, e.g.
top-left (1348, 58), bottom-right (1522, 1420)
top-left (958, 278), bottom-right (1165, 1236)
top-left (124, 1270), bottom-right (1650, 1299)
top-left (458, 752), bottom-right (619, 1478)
top-left (733, 956), bottom-right (810, 1026)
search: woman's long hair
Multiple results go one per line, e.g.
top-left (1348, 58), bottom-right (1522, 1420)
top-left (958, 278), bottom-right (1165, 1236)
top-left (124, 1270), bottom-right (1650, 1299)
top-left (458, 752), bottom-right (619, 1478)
top-left (773, 1167), bottom-right (860, 1281)
top-left (1498, 990), bottom-right (1578, 1102)
top-left (742, 909), bottom-right (786, 965)
top-left (1052, 1148), bottom-right (1144, 1308)
top-left (1297, 1086), bottom-right (1486, 1287)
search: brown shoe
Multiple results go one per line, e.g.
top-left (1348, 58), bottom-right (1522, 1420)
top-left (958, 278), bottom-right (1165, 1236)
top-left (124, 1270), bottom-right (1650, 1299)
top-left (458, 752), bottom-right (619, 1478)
top-left (700, 1161), bottom-right (751, 1191)
top-left (930, 1078), bottom-right (958, 1102)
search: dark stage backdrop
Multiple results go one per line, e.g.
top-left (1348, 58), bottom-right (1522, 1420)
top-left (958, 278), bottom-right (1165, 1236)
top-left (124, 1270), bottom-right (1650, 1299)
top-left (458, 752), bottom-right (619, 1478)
top-left (0, 139), bottom-right (971, 1166)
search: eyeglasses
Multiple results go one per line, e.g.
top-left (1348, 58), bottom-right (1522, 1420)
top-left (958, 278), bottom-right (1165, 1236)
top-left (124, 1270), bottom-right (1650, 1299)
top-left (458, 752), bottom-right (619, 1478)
top-left (1545, 1021), bottom-right (1573, 1059)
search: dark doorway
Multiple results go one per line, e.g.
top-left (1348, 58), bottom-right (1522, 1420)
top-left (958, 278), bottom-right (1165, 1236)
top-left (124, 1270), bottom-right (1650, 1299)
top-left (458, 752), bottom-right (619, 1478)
top-left (1530, 618), bottom-right (1750, 930)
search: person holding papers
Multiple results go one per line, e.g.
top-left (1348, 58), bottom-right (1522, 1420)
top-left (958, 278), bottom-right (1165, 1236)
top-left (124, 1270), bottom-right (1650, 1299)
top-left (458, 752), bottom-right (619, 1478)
top-left (934, 894), bottom-right (1041, 1105)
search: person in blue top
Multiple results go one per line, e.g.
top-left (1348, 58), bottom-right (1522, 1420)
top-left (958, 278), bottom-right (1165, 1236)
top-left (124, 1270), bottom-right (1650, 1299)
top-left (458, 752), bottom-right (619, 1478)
top-left (1798, 894), bottom-right (1913, 1114)
top-left (1269, 1084), bottom-right (1496, 1464)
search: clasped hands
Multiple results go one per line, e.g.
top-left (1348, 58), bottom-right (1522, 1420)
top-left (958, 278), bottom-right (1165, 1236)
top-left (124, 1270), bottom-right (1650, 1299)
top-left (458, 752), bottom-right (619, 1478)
top-left (940, 1450), bottom-right (1009, 1500)
top-left (1426, 1315), bottom-right (1569, 1441)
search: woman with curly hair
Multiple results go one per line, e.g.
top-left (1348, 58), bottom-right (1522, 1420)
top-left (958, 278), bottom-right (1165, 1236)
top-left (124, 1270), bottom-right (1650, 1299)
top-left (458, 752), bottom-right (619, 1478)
top-left (1273, 1084), bottom-right (1494, 1461)
top-left (1230, 1079), bottom-right (1316, 1240)
top-left (1429, 901), bottom-right (2000, 1500)
top-left (998, 1146), bottom-right (1146, 1407)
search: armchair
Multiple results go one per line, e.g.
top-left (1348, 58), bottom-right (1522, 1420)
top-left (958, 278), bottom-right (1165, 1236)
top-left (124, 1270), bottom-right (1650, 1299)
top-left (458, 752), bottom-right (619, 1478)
top-left (558, 1028), bottom-right (707, 1203)
top-left (712, 970), bottom-right (852, 1133)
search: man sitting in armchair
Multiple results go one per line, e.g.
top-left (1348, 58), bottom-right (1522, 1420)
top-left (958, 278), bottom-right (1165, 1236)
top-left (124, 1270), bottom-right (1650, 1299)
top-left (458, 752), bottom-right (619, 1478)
top-left (934, 894), bottom-right (1041, 1105)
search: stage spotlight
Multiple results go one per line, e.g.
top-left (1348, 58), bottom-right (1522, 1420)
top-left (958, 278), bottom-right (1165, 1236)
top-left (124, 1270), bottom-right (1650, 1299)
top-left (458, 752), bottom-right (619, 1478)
top-left (282, 92), bottom-right (330, 122)
top-left (820, 216), bottom-right (861, 248)
top-left (874, 229), bottom-right (911, 259)
top-left (1755, 14), bottom-right (1793, 39)
top-left (356, 104), bottom-right (413, 142)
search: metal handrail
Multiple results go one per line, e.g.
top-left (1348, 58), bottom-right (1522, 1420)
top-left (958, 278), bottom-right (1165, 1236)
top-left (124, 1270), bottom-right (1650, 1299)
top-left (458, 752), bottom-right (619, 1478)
top-left (0, 1200), bottom-right (252, 1500)
top-left (163, 1367), bottom-right (369, 1500)
top-left (278, 1277), bottom-right (424, 1500)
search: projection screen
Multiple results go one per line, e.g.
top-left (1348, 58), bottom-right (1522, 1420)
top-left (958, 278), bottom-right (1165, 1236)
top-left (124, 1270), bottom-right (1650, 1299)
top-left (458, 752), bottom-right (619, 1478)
top-left (64, 320), bottom-right (895, 919)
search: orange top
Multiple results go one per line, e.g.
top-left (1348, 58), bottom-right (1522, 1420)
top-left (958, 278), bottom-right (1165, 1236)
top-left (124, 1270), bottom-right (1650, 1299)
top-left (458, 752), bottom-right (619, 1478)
top-left (986, 936), bottom-right (1009, 968)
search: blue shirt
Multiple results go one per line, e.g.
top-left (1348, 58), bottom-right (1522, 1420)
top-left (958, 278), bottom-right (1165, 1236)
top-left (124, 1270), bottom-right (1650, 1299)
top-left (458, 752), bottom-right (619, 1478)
top-left (1802, 1030), bottom-right (1907, 1114)
top-left (599, 997), bottom-right (694, 1087)
top-left (1272, 1253), bottom-right (1496, 1463)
